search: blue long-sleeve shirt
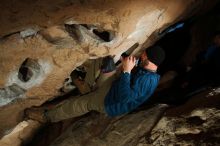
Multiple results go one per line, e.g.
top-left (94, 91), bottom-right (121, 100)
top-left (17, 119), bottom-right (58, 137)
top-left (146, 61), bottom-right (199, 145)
top-left (104, 67), bottom-right (160, 117)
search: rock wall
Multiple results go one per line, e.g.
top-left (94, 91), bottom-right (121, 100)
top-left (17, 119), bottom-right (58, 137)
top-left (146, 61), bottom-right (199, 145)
top-left (50, 104), bottom-right (168, 146)
top-left (0, 0), bottom-right (218, 143)
top-left (141, 88), bottom-right (220, 146)
top-left (26, 88), bottom-right (220, 146)
top-left (0, 120), bottom-right (41, 146)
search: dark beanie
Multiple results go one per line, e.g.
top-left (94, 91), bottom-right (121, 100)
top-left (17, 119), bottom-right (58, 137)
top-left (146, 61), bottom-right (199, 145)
top-left (145, 46), bottom-right (165, 66)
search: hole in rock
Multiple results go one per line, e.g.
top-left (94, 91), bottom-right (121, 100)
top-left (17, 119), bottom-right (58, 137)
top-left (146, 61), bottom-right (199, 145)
top-left (92, 29), bottom-right (113, 42)
top-left (18, 58), bottom-right (40, 82)
top-left (18, 66), bottom-right (32, 82)
top-left (18, 59), bottom-right (33, 82)
top-left (80, 24), bottom-right (90, 29)
top-left (186, 116), bottom-right (205, 125)
top-left (64, 24), bottom-right (114, 42)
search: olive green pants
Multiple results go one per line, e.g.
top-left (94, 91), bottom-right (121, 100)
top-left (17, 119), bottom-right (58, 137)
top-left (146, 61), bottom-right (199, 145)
top-left (46, 59), bottom-right (116, 122)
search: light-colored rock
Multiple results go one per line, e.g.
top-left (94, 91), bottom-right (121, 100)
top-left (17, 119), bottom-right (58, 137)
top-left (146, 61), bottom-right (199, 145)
top-left (20, 28), bottom-right (39, 38)
top-left (142, 89), bottom-right (220, 146)
top-left (0, 120), bottom-right (42, 146)
top-left (0, 0), bottom-right (215, 137)
top-left (0, 0), bottom-right (219, 144)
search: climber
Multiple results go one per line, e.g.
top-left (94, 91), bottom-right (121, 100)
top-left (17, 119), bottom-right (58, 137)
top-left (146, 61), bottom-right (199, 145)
top-left (25, 46), bottom-right (166, 122)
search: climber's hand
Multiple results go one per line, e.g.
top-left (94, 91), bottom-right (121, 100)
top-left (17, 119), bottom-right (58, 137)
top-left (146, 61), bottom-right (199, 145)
top-left (121, 56), bottom-right (136, 73)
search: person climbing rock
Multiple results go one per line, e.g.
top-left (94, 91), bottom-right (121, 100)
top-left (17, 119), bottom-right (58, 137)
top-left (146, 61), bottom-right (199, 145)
top-left (25, 46), bottom-right (165, 123)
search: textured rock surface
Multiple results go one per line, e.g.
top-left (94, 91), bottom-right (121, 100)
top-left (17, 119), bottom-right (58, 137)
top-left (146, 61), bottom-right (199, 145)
top-left (0, 1), bottom-right (220, 146)
top-left (50, 104), bottom-right (168, 146)
top-left (25, 88), bottom-right (220, 146)
top-left (139, 88), bottom-right (220, 146)
top-left (1, 0), bottom-right (216, 137)
top-left (0, 120), bottom-right (41, 146)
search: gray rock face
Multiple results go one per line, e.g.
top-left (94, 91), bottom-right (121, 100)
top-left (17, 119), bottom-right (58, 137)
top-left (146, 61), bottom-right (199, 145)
top-left (146, 108), bottom-right (220, 146)
top-left (50, 104), bottom-right (168, 146)
top-left (0, 0), bottom-right (219, 145)
top-left (1, 0), bottom-right (216, 138)
top-left (140, 88), bottom-right (220, 146)
top-left (0, 84), bottom-right (25, 106)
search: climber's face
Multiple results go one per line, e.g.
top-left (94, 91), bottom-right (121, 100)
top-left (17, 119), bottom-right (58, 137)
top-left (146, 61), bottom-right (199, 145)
top-left (140, 51), bottom-right (150, 66)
